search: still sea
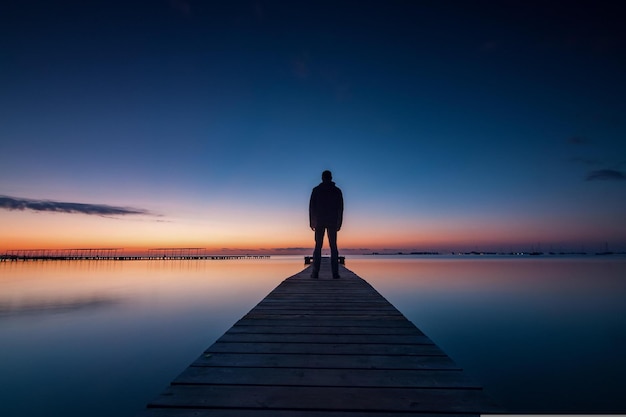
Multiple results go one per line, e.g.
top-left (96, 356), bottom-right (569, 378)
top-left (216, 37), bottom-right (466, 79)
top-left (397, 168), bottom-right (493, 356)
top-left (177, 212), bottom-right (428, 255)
top-left (1, 255), bottom-right (625, 416)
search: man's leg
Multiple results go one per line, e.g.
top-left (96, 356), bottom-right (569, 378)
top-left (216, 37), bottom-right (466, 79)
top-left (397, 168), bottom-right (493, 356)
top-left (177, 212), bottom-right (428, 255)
top-left (327, 227), bottom-right (339, 278)
top-left (312, 227), bottom-right (325, 278)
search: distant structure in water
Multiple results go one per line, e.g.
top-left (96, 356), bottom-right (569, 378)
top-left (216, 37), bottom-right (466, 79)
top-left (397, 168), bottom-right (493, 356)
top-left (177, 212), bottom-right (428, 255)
top-left (0, 248), bottom-right (269, 261)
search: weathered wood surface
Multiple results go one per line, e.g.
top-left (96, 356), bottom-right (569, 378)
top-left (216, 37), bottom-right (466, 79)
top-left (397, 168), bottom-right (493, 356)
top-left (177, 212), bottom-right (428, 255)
top-left (140, 259), bottom-right (501, 416)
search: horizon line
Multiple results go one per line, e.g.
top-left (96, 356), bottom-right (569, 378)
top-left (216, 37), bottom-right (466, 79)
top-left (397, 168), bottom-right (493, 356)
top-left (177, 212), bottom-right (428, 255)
top-left (2, 246), bottom-right (625, 258)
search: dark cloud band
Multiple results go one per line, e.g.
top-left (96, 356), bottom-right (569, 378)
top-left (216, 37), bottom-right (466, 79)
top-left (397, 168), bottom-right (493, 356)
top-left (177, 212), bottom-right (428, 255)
top-left (585, 169), bottom-right (626, 181)
top-left (0, 195), bottom-right (151, 216)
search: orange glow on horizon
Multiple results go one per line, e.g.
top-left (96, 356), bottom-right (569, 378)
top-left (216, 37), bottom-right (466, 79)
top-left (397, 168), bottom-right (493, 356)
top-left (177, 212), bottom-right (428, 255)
top-left (2, 208), bottom-right (621, 254)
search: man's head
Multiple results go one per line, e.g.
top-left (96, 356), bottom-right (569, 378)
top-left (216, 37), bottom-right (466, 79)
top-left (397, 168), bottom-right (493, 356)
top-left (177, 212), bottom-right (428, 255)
top-left (322, 170), bottom-right (332, 182)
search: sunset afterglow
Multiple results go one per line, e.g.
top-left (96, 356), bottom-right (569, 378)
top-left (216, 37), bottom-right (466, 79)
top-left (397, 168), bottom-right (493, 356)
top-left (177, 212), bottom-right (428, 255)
top-left (2, 1), bottom-right (625, 254)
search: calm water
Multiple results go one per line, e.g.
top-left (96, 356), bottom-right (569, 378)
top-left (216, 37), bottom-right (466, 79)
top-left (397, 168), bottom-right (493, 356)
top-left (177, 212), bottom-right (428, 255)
top-left (1, 255), bottom-right (625, 415)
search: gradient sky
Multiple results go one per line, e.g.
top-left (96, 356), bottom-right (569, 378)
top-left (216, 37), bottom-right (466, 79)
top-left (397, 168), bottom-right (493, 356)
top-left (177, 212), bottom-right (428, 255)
top-left (1, 0), bottom-right (625, 254)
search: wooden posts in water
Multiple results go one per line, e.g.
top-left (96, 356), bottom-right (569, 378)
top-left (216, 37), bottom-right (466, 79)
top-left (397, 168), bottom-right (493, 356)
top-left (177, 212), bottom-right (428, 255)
top-left (0, 248), bottom-right (270, 261)
top-left (139, 259), bottom-right (501, 416)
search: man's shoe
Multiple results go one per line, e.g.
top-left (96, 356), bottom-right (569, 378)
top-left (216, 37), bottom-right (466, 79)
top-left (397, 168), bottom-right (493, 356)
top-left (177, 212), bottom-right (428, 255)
top-left (311, 273), bottom-right (319, 279)
top-left (333, 274), bottom-right (340, 279)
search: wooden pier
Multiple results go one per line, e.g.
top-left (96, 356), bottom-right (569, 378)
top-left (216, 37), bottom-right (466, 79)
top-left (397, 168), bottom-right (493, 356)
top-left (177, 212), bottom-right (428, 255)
top-left (140, 259), bottom-right (501, 416)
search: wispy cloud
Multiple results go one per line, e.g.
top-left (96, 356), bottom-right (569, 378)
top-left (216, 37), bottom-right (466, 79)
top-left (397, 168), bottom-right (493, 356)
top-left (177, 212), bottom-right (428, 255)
top-left (220, 248), bottom-right (260, 252)
top-left (567, 136), bottom-right (591, 145)
top-left (566, 136), bottom-right (626, 183)
top-left (585, 169), bottom-right (626, 181)
top-left (168, 0), bottom-right (191, 16)
top-left (479, 40), bottom-right (500, 52)
top-left (0, 195), bottom-right (153, 217)
top-left (570, 157), bottom-right (602, 166)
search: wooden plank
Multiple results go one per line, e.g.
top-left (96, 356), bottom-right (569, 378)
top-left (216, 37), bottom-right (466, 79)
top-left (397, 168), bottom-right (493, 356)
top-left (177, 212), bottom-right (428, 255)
top-left (260, 299), bottom-right (387, 302)
top-left (147, 385), bottom-right (501, 413)
top-left (142, 409), bottom-right (479, 417)
top-left (254, 302), bottom-right (396, 309)
top-left (249, 304), bottom-right (401, 310)
top-left (233, 318), bottom-right (416, 328)
top-left (173, 366), bottom-right (478, 388)
top-left (191, 352), bottom-right (460, 369)
top-left (215, 333), bottom-right (434, 345)
top-left (206, 341), bottom-right (446, 355)
top-left (266, 286), bottom-right (375, 291)
top-left (242, 310), bottom-right (405, 317)
top-left (228, 325), bottom-right (424, 335)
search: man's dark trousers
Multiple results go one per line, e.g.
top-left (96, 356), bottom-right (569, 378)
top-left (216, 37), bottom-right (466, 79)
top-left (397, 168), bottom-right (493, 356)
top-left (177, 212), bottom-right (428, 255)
top-left (312, 226), bottom-right (339, 277)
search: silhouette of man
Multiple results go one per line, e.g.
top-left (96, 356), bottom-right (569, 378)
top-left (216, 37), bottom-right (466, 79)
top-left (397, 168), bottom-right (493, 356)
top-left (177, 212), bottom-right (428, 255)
top-left (309, 170), bottom-right (343, 279)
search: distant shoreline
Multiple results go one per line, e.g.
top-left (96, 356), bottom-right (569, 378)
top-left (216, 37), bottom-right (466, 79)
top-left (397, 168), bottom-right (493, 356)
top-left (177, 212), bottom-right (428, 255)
top-left (3, 251), bottom-right (626, 262)
top-left (368, 251), bottom-right (626, 257)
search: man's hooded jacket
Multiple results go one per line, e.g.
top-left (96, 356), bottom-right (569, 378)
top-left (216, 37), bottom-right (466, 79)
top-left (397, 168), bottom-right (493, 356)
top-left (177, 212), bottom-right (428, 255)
top-left (309, 180), bottom-right (344, 229)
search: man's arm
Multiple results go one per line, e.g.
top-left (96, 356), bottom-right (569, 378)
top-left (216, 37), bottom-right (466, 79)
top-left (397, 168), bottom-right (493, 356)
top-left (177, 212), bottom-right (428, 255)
top-left (337, 189), bottom-right (344, 231)
top-left (309, 189), bottom-right (316, 230)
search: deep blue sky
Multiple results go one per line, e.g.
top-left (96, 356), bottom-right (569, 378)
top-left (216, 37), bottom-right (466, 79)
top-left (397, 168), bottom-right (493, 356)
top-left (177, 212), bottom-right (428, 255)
top-left (1, 0), bottom-right (625, 253)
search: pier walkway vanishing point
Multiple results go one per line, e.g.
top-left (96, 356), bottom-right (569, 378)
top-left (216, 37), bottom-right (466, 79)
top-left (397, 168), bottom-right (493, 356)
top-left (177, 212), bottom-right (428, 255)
top-left (140, 258), bottom-right (501, 416)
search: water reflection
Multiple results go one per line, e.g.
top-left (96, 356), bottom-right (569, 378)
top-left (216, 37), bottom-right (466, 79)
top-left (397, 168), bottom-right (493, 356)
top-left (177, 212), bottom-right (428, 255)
top-left (0, 258), bottom-right (302, 417)
top-left (0, 295), bottom-right (121, 317)
top-left (1, 256), bottom-right (625, 415)
top-left (349, 256), bottom-right (626, 413)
